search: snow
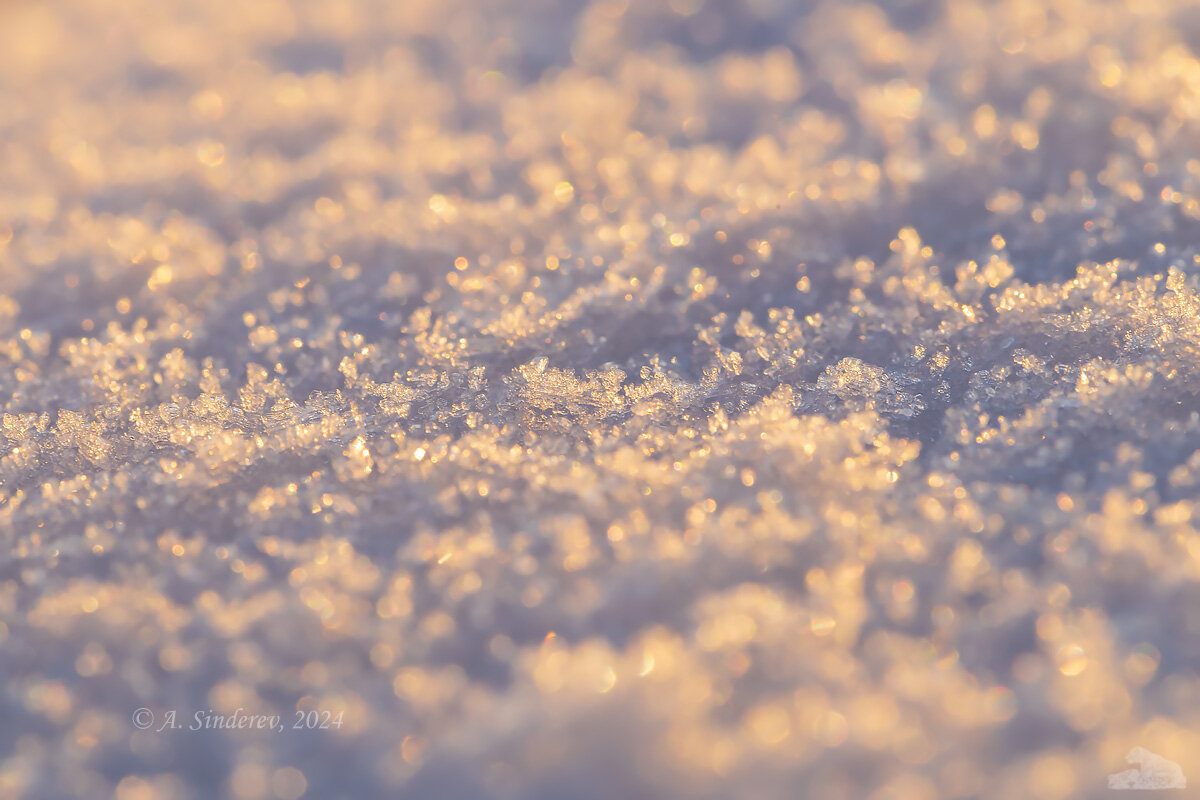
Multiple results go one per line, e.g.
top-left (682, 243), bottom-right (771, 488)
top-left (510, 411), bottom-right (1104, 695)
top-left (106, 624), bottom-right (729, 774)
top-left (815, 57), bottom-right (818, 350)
top-left (3, 0), bottom-right (1200, 797)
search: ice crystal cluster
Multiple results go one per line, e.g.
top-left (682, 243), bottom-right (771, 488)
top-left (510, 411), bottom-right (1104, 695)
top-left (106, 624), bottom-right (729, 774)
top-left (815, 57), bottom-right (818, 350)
top-left (4, 0), bottom-right (1200, 797)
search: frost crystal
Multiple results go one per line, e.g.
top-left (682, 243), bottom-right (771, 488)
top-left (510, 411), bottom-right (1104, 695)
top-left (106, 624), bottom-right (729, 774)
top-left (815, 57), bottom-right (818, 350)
top-left (2, 0), bottom-right (1200, 798)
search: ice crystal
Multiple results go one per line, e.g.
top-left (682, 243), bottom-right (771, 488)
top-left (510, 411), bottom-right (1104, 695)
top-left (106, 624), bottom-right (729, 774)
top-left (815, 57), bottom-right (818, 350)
top-left (3, 0), bottom-right (1200, 798)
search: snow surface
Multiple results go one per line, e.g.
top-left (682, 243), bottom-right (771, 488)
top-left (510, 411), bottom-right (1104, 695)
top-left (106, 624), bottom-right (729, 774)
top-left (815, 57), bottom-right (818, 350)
top-left (3, 0), bottom-right (1200, 797)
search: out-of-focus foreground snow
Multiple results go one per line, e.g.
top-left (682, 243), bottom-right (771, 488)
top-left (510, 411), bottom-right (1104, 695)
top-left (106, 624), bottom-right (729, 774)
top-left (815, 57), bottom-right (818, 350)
top-left (3, 0), bottom-right (1200, 797)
